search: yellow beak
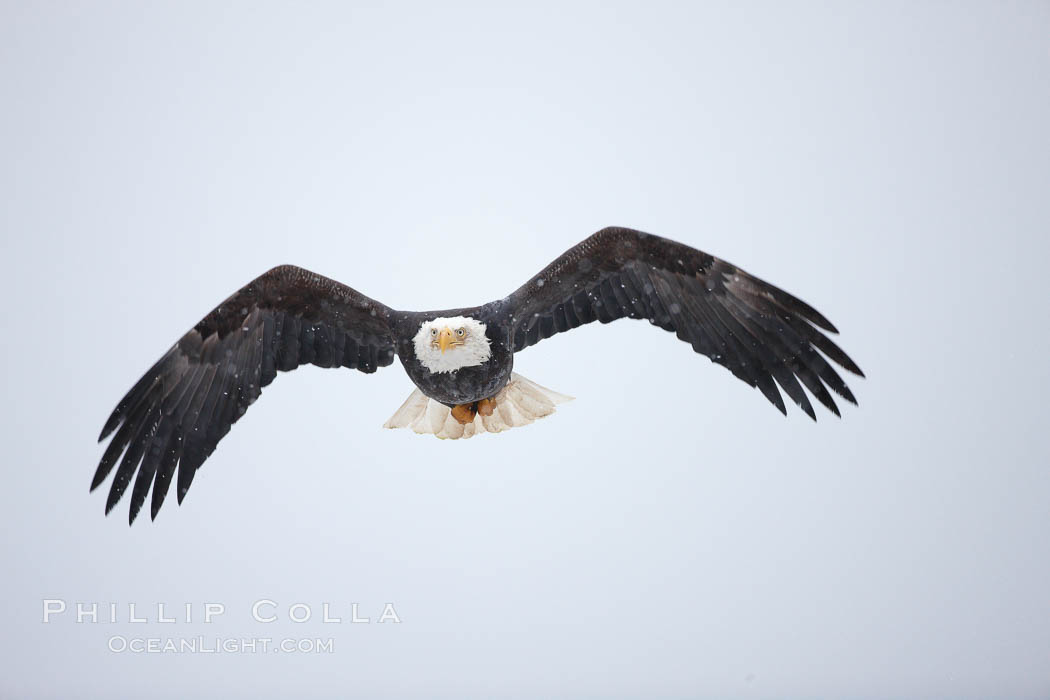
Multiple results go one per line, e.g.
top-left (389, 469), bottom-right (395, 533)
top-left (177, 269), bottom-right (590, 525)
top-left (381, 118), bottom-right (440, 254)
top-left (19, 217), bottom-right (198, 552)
top-left (438, 327), bottom-right (454, 354)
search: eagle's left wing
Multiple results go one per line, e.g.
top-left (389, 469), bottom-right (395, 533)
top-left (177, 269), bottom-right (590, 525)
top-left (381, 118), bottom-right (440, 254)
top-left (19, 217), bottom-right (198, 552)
top-left (496, 227), bottom-right (863, 418)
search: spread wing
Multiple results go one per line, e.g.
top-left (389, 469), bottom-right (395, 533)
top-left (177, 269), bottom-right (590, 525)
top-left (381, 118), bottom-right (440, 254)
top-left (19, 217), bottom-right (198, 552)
top-left (498, 227), bottom-right (863, 418)
top-left (94, 265), bottom-right (397, 523)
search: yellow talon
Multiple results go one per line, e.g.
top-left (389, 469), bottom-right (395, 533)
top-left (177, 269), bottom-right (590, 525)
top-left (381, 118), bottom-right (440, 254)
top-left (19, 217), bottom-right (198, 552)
top-left (450, 403), bottom-right (476, 425)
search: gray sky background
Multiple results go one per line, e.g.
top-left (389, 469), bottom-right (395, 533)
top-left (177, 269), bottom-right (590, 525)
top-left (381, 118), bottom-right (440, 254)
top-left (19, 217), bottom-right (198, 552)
top-left (1, 2), bottom-right (1048, 698)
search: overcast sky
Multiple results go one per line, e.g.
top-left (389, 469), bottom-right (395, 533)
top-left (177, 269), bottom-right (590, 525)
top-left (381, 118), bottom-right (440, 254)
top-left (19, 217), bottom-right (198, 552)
top-left (2, 2), bottom-right (1048, 698)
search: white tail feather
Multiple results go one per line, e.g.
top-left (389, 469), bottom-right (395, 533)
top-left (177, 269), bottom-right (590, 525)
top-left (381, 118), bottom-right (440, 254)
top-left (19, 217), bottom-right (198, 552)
top-left (382, 373), bottom-right (572, 439)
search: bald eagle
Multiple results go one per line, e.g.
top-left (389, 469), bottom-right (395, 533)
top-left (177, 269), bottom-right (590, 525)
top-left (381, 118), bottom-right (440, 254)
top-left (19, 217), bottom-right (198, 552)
top-left (94, 227), bottom-right (863, 523)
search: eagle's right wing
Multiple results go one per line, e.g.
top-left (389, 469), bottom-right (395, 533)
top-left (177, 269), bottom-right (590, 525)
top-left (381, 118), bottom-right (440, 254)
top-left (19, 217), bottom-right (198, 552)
top-left (497, 227), bottom-right (863, 419)
top-left (93, 265), bottom-right (398, 523)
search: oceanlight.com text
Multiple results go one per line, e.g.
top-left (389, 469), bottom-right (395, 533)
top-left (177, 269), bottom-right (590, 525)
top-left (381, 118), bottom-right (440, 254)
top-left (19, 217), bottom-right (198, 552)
top-left (107, 635), bottom-right (335, 654)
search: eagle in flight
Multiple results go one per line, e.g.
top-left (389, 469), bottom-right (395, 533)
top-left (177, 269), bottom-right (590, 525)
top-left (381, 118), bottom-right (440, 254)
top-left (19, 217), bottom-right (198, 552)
top-left (94, 227), bottom-right (863, 523)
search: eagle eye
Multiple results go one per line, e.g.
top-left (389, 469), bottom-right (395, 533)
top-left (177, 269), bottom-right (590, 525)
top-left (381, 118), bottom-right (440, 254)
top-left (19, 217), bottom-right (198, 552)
top-left (430, 328), bottom-right (438, 336)
top-left (456, 328), bottom-right (465, 337)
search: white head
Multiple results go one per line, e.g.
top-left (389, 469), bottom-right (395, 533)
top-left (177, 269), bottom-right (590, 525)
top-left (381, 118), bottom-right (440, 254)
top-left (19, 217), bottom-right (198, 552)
top-left (413, 316), bottom-right (492, 374)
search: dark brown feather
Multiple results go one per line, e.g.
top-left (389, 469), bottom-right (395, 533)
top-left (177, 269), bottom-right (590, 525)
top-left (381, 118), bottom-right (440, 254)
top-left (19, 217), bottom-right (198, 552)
top-left (94, 265), bottom-right (397, 522)
top-left (500, 227), bottom-right (862, 419)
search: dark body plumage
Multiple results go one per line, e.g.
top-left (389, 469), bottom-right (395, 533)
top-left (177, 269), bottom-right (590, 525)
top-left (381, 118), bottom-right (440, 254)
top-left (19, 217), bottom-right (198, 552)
top-left (94, 227), bottom-right (863, 523)
top-left (391, 307), bottom-right (514, 406)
